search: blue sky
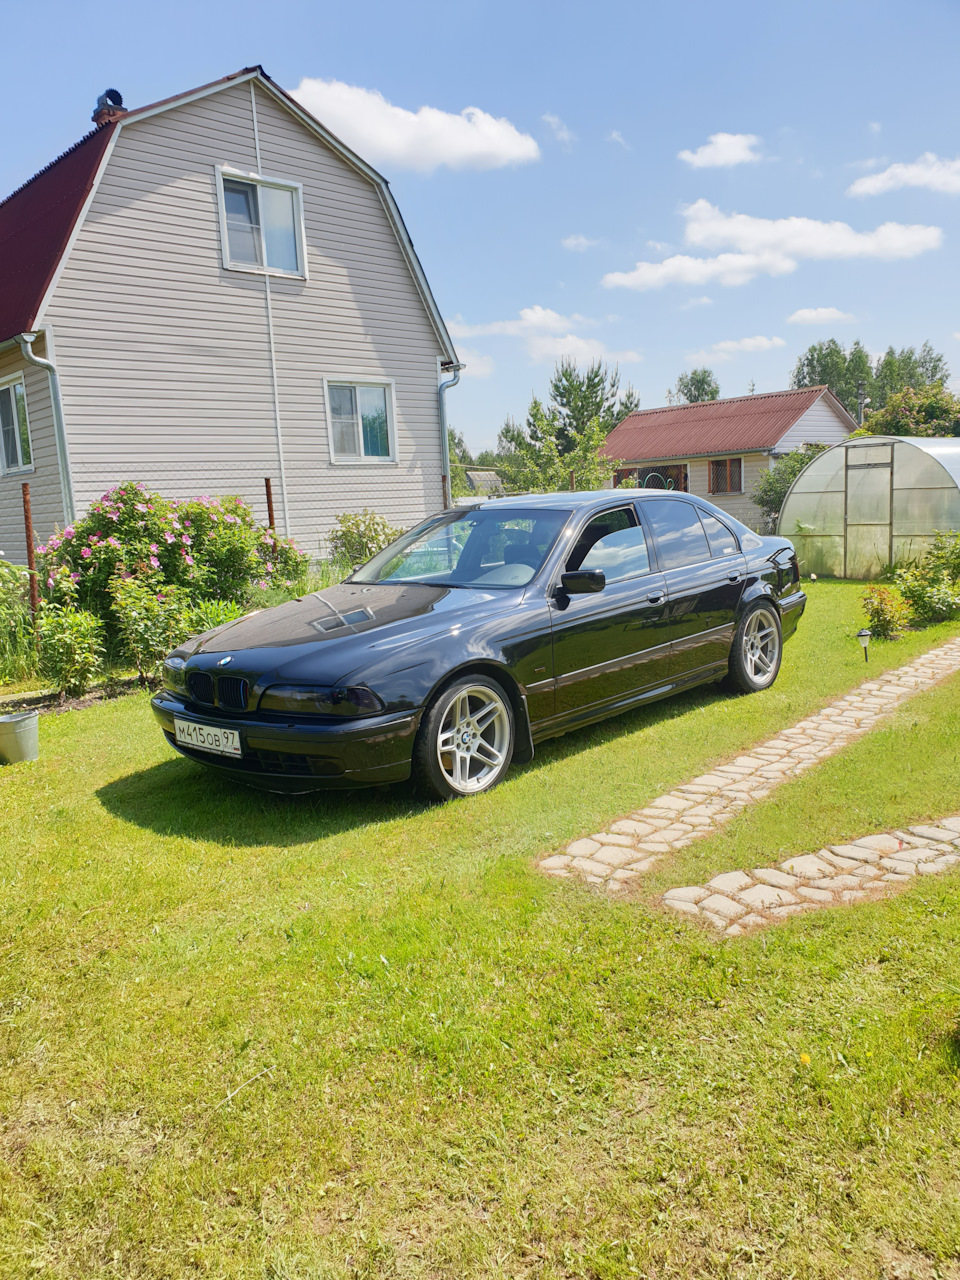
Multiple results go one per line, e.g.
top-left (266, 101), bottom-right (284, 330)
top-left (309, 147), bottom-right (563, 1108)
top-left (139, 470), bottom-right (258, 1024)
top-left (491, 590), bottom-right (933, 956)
top-left (3, 0), bottom-right (958, 452)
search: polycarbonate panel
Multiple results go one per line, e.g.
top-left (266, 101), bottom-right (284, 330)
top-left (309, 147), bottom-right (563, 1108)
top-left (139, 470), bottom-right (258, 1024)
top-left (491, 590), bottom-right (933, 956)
top-left (780, 489), bottom-right (844, 537)
top-left (846, 465), bottom-right (891, 525)
top-left (785, 452), bottom-right (846, 494)
top-left (892, 485), bottom-right (960, 535)
top-left (892, 441), bottom-right (954, 491)
top-left (846, 524), bottom-right (891, 579)
top-left (791, 534), bottom-right (844, 577)
top-left (892, 534), bottom-right (940, 566)
top-left (846, 443), bottom-right (893, 466)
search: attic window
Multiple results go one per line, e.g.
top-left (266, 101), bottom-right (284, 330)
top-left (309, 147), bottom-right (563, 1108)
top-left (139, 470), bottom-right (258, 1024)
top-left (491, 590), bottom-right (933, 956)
top-left (216, 168), bottom-right (306, 277)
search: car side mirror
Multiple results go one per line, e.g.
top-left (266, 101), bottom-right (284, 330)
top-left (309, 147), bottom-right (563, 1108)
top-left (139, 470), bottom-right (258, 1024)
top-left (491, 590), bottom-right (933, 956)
top-left (560, 569), bottom-right (606, 595)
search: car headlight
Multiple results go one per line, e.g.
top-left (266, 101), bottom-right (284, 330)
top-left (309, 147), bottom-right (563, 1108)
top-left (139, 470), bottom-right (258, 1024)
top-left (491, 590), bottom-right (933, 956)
top-left (259, 685), bottom-right (385, 717)
top-left (163, 655), bottom-right (188, 692)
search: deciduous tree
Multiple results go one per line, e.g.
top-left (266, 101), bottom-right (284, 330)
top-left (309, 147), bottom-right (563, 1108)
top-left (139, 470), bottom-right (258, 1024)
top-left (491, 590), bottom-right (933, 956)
top-left (675, 367), bottom-right (720, 403)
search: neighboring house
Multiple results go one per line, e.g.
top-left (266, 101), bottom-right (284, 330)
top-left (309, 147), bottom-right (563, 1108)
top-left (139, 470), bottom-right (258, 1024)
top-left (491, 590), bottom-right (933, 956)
top-left (0, 67), bottom-right (461, 562)
top-left (602, 386), bottom-right (859, 528)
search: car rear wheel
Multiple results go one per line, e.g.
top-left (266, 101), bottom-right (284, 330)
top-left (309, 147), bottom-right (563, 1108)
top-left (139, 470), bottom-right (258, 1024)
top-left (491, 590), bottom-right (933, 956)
top-left (725, 603), bottom-right (782, 693)
top-left (414, 676), bottom-right (514, 800)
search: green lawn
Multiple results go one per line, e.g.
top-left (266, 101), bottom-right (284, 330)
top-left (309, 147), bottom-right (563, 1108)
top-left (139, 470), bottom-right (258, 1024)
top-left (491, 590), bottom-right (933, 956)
top-left (2, 581), bottom-right (960, 1279)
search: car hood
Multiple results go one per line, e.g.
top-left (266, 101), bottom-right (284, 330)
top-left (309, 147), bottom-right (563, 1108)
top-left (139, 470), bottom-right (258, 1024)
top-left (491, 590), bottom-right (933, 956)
top-left (183, 582), bottom-right (519, 684)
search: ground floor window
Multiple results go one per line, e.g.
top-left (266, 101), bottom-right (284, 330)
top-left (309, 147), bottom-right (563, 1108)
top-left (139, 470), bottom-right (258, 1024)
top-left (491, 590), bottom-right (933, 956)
top-left (325, 380), bottom-right (396, 462)
top-left (709, 457), bottom-right (743, 494)
top-left (0, 379), bottom-right (32, 473)
top-left (615, 463), bottom-right (688, 492)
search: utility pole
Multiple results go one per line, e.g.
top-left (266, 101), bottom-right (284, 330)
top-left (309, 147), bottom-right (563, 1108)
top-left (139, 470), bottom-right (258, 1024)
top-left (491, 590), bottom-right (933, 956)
top-left (857, 379), bottom-right (868, 425)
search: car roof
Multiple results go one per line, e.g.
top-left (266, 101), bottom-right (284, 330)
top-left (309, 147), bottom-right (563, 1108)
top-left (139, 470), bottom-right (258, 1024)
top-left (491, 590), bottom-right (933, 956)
top-left (469, 489), bottom-right (700, 511)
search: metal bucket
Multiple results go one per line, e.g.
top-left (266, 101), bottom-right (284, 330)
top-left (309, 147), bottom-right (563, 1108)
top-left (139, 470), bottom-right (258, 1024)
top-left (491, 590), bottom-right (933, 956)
top-left (0, 710), bottom-right (40, 764)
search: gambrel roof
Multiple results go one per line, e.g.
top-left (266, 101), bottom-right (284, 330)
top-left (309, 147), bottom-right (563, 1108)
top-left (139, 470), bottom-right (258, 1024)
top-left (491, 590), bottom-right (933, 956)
top-left (0, 66), bottom-right (458, 361)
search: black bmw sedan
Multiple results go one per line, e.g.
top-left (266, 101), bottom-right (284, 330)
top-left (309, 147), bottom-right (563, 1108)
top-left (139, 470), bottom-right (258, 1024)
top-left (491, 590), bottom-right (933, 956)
top-left (152, 491), bottom-right (805, 800)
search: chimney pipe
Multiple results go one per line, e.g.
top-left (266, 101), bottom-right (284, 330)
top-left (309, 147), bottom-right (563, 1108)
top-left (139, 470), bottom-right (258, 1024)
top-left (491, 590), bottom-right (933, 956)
top-left (92, 88), bottom-right (126, 127)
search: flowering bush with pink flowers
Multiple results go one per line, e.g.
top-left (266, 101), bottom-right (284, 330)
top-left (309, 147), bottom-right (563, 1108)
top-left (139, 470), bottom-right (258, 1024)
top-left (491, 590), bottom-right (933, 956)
top-left (38, 482), bottom-right (309, 631)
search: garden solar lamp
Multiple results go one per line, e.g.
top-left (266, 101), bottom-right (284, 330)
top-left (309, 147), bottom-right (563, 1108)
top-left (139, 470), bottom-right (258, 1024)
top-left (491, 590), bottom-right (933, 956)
top-left (857, 629), bottom-right (871, 662)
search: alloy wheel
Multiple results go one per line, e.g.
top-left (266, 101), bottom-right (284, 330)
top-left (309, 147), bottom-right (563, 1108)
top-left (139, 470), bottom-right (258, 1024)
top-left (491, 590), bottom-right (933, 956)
top-left (436, 684), bottom-right (511, 794)
top-left (743, 607), bottom-right (780, 686)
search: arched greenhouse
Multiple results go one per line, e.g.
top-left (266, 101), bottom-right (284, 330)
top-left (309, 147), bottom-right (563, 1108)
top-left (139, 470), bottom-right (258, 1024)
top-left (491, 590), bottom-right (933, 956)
top-left (777, 435), bottom-right (960, 579)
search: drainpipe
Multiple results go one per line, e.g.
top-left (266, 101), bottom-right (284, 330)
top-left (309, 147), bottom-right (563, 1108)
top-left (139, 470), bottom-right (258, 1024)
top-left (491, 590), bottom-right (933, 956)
top-left (16, 331), bottom-right (75, 524)
top-left (438, 362), bottom-right (464, 509)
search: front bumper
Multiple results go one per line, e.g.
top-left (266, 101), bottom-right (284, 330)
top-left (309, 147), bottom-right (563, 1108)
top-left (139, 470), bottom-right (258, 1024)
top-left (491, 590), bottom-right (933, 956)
top-left (150, 691), bottom-right (422, 792)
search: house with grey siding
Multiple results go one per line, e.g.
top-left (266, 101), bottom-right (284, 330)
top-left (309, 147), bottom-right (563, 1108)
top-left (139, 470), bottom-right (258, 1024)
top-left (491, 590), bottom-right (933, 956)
top-left (602, 386), bottom-right (858, 528)
top-left (0, 67), bottom-right (461, 562)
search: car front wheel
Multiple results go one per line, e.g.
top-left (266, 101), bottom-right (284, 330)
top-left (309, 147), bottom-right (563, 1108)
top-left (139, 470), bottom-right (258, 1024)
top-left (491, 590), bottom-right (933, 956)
top-left (414, 676), bottom-right (515, 800)
top-left (725, 602), bottom-right (782, 693)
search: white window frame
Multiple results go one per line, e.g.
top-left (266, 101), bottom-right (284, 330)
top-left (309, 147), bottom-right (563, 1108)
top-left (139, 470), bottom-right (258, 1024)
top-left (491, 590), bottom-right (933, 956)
top-left (214, 165), bottom-right (308, 279)
top-left (0, 374), bottom-right (34, 476)
top-left (322, 376), bottom-right (399, 466)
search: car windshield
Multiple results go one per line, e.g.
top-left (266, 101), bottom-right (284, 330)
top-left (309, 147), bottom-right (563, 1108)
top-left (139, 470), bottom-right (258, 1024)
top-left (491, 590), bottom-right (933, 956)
top-left (351, 506), bottom-right (570, 588)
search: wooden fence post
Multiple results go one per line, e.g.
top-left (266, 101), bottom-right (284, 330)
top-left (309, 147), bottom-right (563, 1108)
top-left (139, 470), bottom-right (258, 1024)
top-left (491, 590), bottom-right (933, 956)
top-left (569, 470), bottom-right (576, 491)
top-left (21, 482), bottom-right (40, 617)
top-left (264, 478), bottom-right (276, 532)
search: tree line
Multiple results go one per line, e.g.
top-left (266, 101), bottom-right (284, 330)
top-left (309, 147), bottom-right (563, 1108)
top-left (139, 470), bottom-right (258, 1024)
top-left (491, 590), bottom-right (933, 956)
top-left (449, 338), bottom-right (959, 496)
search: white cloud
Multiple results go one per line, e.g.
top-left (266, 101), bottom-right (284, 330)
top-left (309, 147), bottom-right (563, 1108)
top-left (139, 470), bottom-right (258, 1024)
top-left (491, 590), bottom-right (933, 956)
top-left (447, 305), bottom-right (589, 339)
top-left (954, 332), bottom-right (960, 341)
top-left (602, 198), bottom-right (942, 290)
top-left (292, 77), bottom-right (540, 173)
top-left (869, 121), bottom-right (882, 134)
top-left (678, 132), bottom-right (762, 168)
top-left (787, 306), bottom-right (855, 324)
top-left (543, 113), bottom-right (575, 144)
top-left (446, 306), bottom-right (640, 365)
top-left (686, 335), bottom-right (786, 363)
top-left (456, 348), bottom-right (495, 378)
top-left (679, 295), bottom-right (714, 309)
top-left (848, 152), bottom-right (960, 197)
top-left (608, 130), bottom-right (630, 149)
top-left (562, 234), bottom-right (599, 251)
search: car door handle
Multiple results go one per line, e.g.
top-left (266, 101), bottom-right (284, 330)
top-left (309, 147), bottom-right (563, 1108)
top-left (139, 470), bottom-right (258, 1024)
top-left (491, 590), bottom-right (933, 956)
top-left (647, 591), bottom-right (664, 603)
top-left (727, 573), bottom-right (740, 582)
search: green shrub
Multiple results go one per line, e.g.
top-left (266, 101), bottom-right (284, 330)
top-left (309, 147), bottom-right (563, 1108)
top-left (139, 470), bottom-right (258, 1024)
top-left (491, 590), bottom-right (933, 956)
top-left (110, 576), bottom-right (246, 686)
top-left (327, 510), bottom-right (403, 567)
top-left (891, 531), bottom-right (960, 625)
top-left (36, 571), bottom-right (104, 697)
top-left (861, 585), bottom-right (910, 639)
top-left (37, 482), bottom-right (309, 633)
top-left (0, 559), bottom-right (37, 684)
top-left (895, 568), bottom-right (960, 624)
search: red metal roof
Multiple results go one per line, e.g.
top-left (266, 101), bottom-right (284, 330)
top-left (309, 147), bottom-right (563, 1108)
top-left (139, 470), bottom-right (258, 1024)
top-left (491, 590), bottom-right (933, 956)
top-left (0, 124), bottom-right (117, 343)
top-left (601, 386), bottom-right (852, 462)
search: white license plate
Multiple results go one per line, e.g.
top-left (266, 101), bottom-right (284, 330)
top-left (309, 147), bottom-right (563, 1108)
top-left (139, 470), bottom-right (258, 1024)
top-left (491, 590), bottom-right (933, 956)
top-left (174, 718), bottom-right (242, 758)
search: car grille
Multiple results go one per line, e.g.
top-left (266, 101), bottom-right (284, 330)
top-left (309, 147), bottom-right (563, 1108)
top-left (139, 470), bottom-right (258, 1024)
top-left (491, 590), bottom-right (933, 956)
top-left (217, 676), bottom-right (249, 711)
top-left (187, 671), bottom-right (215, 706)
top-left (185, 671), bottom-right (249, 711)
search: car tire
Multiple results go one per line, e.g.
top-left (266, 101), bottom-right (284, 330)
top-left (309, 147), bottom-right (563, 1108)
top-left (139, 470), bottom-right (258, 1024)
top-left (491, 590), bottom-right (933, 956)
top-left (724, 601), bottom-right (783, 693)
top-left (413, 675), bottom-right (515, 801)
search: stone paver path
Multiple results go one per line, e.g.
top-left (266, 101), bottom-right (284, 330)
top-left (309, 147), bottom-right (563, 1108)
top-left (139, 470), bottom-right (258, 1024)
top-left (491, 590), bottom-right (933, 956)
top-left (538, 637), bottom-right (960, 895)
top-left (661, 818), bottom-right (960, 936)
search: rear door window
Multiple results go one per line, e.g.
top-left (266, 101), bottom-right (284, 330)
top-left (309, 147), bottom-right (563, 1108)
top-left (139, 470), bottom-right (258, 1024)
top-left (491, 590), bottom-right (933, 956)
top-left (641, 500), bottom-right (711, 570)
top-left (698, 510), bottom-right (740, 558)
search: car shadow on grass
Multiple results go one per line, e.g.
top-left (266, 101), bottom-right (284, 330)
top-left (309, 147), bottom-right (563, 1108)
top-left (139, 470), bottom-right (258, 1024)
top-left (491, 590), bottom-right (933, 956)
top-left (94, 680), bottom-right (735, 846)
